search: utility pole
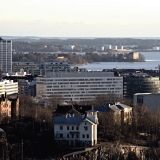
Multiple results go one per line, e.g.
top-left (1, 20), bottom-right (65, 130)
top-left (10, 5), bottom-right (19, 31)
top-left (22, 139), bottom-right (23, 160)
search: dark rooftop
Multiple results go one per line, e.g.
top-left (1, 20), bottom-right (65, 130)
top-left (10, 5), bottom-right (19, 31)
top-left (55, 104), bottom-right (93, 115)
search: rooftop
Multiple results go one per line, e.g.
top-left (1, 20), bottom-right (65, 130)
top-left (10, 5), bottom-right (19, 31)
top-left (43, 72), bottom-right (115, 78)
top-left (54, 116), bottom-right (84, 125)
top-left (94, 103), bottom-right (132, 112)
top-left (134, 93), bottom-right (160, 96)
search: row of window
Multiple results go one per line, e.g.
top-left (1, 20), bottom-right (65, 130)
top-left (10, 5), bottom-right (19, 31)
top-left (60, 126), bottom-right (79, 130)
top-left (59, 133), bottom-right (89, 139)
top-left (60, 126), bottom-right (89, 131)
top-left (38, 78), bottom-right (122, 82)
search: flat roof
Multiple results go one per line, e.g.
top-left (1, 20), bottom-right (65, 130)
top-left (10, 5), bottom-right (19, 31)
top-left (40, 72), bottom-right (117, 78)
top-left (134, 93), bottom-right (160, 96)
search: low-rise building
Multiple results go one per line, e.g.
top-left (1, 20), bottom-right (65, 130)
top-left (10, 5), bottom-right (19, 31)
top-left (54, 109), bottom-right (98, 147)
top-left (128, 52), bottom-right (139, 60)
top-left (134, 93), bottom-right (160, 110)
top-left (94, 103), bottom-right (132, 125)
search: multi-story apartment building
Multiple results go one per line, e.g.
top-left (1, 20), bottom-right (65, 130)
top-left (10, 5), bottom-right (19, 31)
top-left (12, 62), bottom-right (71, 76)
top-left (0, 37), bottom-right (12, 73)
top-left (0, 80), bottom-right (18, 95)
top-left (2, 72), bottom-right (36, 97)
top-left (12, 62), bottom-right (38, 72)
top-left (41, 62), bottom-right (70, 72)
top-left (36, 72), bottom-right (123, 101)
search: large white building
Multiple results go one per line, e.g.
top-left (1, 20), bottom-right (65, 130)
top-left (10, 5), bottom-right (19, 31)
top-left (0, 80), bottom-right (18, 95)
top-left (36, 72), bottom-right (123, 101)
top-left (0, 37), bottom-right (12, 73)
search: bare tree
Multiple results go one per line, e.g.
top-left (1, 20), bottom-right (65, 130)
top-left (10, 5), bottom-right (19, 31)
top-left (19, 95), bottom-right (35, 117)
top-left (48, 94), bottom-right (64, 111)
top-left (95, 93), bottom-right (122, 106)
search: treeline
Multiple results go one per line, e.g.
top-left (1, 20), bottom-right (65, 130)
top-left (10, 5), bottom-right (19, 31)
top-left (12, 51), bottom-right (145, 64)
top-left (12, 38), bottom-right (160, 50)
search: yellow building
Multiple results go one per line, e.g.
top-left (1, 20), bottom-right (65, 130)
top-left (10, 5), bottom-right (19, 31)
top-left (128, 52), bottom-right (139, 60)
top-left (94, 103), bottom-right (132, 125)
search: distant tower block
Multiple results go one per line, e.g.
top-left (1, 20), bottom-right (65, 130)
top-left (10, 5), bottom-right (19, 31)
top-left (0, 37), bottom-right (12, 73)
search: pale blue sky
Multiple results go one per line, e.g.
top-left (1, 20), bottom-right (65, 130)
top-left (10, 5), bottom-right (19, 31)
top-left (1, 0), bottom-right (160, 37)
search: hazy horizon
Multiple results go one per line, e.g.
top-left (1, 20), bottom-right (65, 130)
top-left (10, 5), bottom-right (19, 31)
top-left (2, 36), bottom-right (160, 40)
top-left (1, 0), bottom-right (160, 37)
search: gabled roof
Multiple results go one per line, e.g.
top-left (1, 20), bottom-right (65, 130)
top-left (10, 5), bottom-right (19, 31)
top-left (55, 104), bottom-right (93, 115)
top-left (54, 116), bottom-right (84, 125)
top-left (65, 108), bottom-right (81, 116)
top-left (53, 116), bottom-right (96, 125)
top-left (83, 118), bottom-right (96, 125)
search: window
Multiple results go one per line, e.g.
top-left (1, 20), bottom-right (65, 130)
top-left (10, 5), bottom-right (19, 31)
top-left (76, 126), bottom-right (79, 130)
top-left (82, 134), bottom-right (85, 138)
top-left (59, 134), bottom-right (63, 138)
top-left (87, 134), bottom-right (89, 138)
top-left (84, 126), bottom-right (88, 131)
top-left (67, 134), bottom-right (69, 138)
top-left (67, 126), bottom-right (69, 130)
top-left (72, 126), bottom-right (74, 130)
top-left (72, 134), bottom-right (74, 138)
top-left (76, 134), bottom-right (79, 138)
top-left (60, 126), bottom-right (63, 130)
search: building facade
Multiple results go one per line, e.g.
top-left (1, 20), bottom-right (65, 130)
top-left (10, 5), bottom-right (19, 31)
top-left (134, 93), bottom-right (160, 110)
top-left (128, 52), bottom-right (139, 60)
top-left (123, 76), bottom-right (160, 99)
top-left (54, 110), bottom-right (98, 147)
top-left (12, 62), bottom-right (38, 72)
top-left (0, 80), bottom-right (18, 95)
top-left (0, 95), bottom-right (11, 119)
top-left (0, 37), bottom-right (12, 73)
top-left (0, 93), bottom-right (19, 120)
top-left (2, 72), bottom-right (36, 97)
top-left (12, 62), bottom-right (71, 76)
top-left (36, 72), bottom-right (123, 101)
top-left (94, 103), bottom-right (132, 125)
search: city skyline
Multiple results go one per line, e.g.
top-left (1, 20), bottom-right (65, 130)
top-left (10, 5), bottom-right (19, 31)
top-left (1, 0), bottom-right (160, 37)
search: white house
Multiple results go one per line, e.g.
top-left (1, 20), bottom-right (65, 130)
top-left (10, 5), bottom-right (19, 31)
top-left (53, 110), bottom-right (98, 147)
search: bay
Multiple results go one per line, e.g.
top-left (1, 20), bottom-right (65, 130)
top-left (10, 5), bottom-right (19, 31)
top-left (77, 52), bottom-right (160, 70)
